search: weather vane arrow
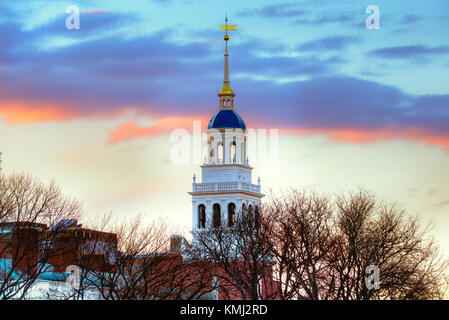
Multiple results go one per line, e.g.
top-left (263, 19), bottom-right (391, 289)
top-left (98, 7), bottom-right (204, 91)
top-left (219, 24), bottom-right (237, 31)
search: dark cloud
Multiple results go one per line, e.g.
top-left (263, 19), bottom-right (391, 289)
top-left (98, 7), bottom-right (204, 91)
top-left (0, 11), bottom-right (136, 64)
top-left (237, 3), bottom-right (356, 27)
top-left (236, 76), bottom-right (449, 137)
top-left (297, 36), bottom-right (360, 51)
top-left (369, 45), bottom-right (449, 61)
top-left (237, 3), bottom-right (307, 18)
top-left (231, 39), bottom-right (340, 77)
top-left (400, 14), bottom-right (421, 24)
top-left (295, 13), bottom-right (354, 25)
top-left (0, 2), bottom-right (21, 21)
top-left (0, 17), bottom-right (340, 114)
top-left (0, 15), bottom-right (448, 139)
top-left (238, 76), bottom-right (403, 128)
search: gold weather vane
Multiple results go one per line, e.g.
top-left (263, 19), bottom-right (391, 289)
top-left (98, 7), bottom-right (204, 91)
top-left (220, 15), bottom-right (237, 32)
top-left (219, 24), bottom-right (237, 31)
top-left (220, 16), bottom-right (237, 52)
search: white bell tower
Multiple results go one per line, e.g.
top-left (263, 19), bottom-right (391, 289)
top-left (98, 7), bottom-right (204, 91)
top-left (189, 18), bottom-right (264, 239)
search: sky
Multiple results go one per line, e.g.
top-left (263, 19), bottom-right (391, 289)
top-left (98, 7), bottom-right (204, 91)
top-left (0, 0), bottom-right (448, 254)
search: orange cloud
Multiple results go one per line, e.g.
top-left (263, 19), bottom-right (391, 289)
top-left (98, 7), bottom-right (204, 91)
top-left (3, 100), bottom-right (447, 153)
top-left (0, 102), bottom-right (79, 124)
top-left (108, 116), bottom-right (209, 144)
top-left (109, 118), bottom-right (449, 151)
top-left (281, 127), bottom-right (449, 151)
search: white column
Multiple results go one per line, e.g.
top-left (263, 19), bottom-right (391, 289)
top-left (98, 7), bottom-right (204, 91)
top-left (207, 204), bottom-right (212, 228)
top-left (212, 141), bottom-right (217, 164)
top-left (236, 139), bottom-right (241, 164)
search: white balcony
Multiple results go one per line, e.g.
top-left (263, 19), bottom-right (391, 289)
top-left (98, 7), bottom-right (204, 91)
top-left (192, 181), bottom-right (261, 194)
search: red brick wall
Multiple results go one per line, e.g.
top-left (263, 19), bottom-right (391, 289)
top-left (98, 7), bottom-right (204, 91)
top-left (11, 228), bottom-right (39, 276)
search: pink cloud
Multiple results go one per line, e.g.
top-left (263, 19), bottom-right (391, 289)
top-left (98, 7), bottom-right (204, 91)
top-left (280, 127), bottom-right (449, 151)
top-left (0, 101), bottom-right (80, 124)
top-left (108, 116), bottom-right (209, 144)
top-left (2, 99), bottom-right (448, 153)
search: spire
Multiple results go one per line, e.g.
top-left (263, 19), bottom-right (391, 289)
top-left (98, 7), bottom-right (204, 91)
top-left (223, 16), bottom-right (230, 84)
top-left (218, 16), bottom-right (237, 110)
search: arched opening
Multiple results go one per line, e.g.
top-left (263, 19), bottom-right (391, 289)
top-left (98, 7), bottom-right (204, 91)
top-left (241, 203), bottom-right (246, 225)
top-left (209, 137), bottom-right (214, 162)
top-left (255, 206), bottom-right (260, 229)
top-left (213, 203), bottom-right (221, 228)
top-left (241, 142), bottom-right (244, 163)
top-left (248, 205), bottom-right (253, 228)
top-left (228, 203), bottom-right (236, 227)
top-left (217, 143), bottom-right (223, 163)
top-left (230, 141), bottom-right (236, 163)
top-left (198, 204), bottom-right (206, 229)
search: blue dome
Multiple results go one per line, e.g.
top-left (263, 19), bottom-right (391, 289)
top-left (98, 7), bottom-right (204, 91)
top-left (208, 110), bottom-right (246, 130)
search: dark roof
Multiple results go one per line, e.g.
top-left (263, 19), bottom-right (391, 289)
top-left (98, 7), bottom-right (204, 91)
top-left (208, 110), bottom-right (246, 130)
top-left (0, 221), bottom-right (47, 228)
top-left (49, 219), bottom-right (80, 231)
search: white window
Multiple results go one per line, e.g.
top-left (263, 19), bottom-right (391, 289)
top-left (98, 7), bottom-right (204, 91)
top-left (230, 142), bottom-right (236, 163)
top-left (217, 143), bottom-right (223, 163)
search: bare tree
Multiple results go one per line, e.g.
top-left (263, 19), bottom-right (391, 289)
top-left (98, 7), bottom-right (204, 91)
top-left (0, 172), bottom-right (82, 299)
top-left (3, 171), bottom-right (444, 300)
top-left (75, 214), bottom-right (209, 300)
top-left (264, 190), bottom-right (336, 300)
top-left (331, 190), bottom-right (447, 300)
top-left (264, 189), bottom-right (448, 300)
top-left (189, 209), bottom-right (279, 300)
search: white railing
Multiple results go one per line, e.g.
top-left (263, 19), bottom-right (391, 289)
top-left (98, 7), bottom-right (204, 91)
top-left (193, 182), bottom-right (260, 194)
